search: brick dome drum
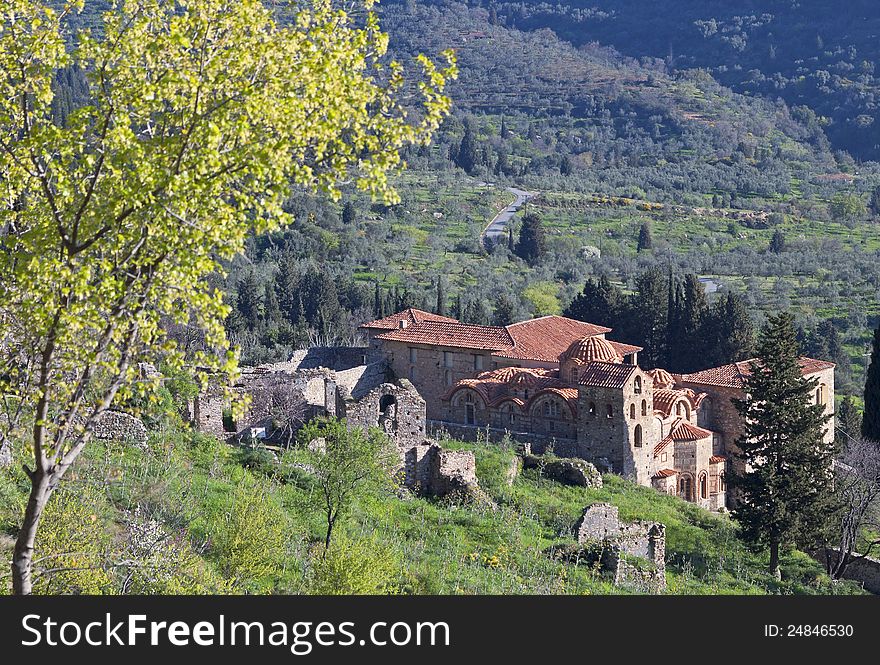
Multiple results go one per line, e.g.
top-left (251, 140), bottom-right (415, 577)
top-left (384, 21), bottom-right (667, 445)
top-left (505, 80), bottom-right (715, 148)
top-left (559, 335), bottom-right (622, 364)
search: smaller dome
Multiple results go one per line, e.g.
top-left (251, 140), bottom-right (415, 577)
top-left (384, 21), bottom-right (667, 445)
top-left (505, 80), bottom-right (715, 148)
top-left (560, 335), bottom-right (621, 365)
top-left (649, 368), bottom-right (675, 389)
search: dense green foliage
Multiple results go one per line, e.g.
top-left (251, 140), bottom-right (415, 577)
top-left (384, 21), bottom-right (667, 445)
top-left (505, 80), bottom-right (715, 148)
top-left (730, 313), bottom-right (836, 578)
top-left (0, 422), bottom-right (862, 594)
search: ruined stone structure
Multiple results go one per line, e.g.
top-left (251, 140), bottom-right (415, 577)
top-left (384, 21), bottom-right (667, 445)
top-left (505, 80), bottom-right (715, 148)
top-left (359, 308), bottom-right (836, 511)
top-left (190, 344), bottom-right (480, 500)
top-left (90, 411), bottom-right (149, 445)
top-left (574, 502), bottom-right (667, 592)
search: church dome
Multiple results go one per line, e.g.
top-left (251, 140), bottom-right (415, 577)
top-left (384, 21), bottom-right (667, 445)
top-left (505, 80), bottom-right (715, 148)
top-left (648, 368), bottom-right (675, 389)
top-left (559, 335), bottom-right (621, 365)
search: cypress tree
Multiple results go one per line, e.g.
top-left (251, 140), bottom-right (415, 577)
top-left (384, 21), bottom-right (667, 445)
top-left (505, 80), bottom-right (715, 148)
top-left (637, 222), bottom-right (653, 252)
top-left (729, 313), bottom-right (835, 579)
top-left (869, 185), bottom-right (880, 217)
top-left (769, 229), bottom-right (786, 254)
top-left (455, 118), bottom-right (479, 174)
top-left (493, 294), bottom-right (517, 326)
top-left (835, 396), bottom-right (862, 448)
top-left (341, 201), bottom-right (356, 226)
top-left (677, 274), bottom-right (709, 372)
top-left (500, 114), bottom-right (509, 138)
top-left (435, 277), bottom-right (446, 317)
top-left (563, 275), bottom-right (620, 328)
top-left (628, 267), bottom-right (668, 368)
top-left (708, 292), bottom-right (754, 366)
top-left (863, 321), bottom-right (880, 443)
top-left (514, 211), bottom-right (546, 265)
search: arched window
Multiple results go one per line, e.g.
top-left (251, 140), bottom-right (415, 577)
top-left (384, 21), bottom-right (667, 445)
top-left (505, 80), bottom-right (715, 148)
top-left (678, 475), bottom-right (693, 502)
top-left (589, 402), bottom-right (596, 418)
top-left (606, 404), bottom-right (613, 419)
top-left (699, 472), bottom-right (708, 500)
top-left (634, 376), bottom-right (642, 394)
top-left (569, 367), bottom-right (579, 384)
top-left (464, 392), bottom-right (476, 425)
top-left (502, 404), bottom-right (515, 426)
top-left (634, 424), bottom-right (643, 448)
top-left (630, 403), bottom-right (636, 419)
top-left (444, 369), bottom-right (453, 386)
top-left (816, 385), bottom-right (826, 405)
top-left (676, 402), bottom-right (683, 416)
top-left (641, 399), bottom-right (647, 416)
top-left (719, 473), bottom-right (726, 493)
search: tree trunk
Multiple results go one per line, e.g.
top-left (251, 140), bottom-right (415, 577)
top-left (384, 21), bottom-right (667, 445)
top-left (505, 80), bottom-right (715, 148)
top-left (323, 514), bottom-right (334, 559)
top-left (769, 539), bottom-right (781, 581)
top-left (11, 469), bottom-right (52, 595)
top-left (0, 438), bottom-right (12, 468)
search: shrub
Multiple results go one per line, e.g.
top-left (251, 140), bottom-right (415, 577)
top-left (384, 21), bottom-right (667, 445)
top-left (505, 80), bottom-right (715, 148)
top-left (308, 534), bottom-right (401, 595)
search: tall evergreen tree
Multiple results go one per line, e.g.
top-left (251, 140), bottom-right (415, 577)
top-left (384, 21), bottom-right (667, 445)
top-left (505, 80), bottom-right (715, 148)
top-left (769, 229), bottom-right (786, 254)
top-left (507, 226), bottom-right (515, 251)
top-left (514, 211), bottom-right (546, 265)
top-left (235, 273), bottom-right (263, 331)
top-left (626, 267), bottom-right (668, 368)
top-left (500, 114), bottom-right (509, 138)
top-left (341, 201), bottom-right (357, 226)
top-left (373, 282), bottom-right (385, 318)
top-left (493, 294), bottom-right (517, 326)
top-left (455, 118), bottom-right (480, 174)
top-left (863, 321), bottom-right (880, 443)
top-left (835, 396), bottom-right (862, 448)
top-left (708, 292), bottom-right (754, 366)
top-left (563, 275), bottom-right (620, 327)
top-left (637, 222), bottom-right (653, 252)
top-left (729, 313), bottom-right (836, 579)
top-left (677, 274), bottom-right (710, 372)
top-left (435, 277), bottom-right (446, 316)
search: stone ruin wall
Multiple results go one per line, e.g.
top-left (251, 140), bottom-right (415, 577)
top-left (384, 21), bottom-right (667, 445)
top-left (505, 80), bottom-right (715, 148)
top-left (574, 502), bottom-right (666, 592)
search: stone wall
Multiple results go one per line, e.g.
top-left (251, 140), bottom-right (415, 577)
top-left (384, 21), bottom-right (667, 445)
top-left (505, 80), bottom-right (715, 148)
top-left (398, 442), bottom-right (478, 499)
top-left (91, 411), bottom-right (148, 445)
top-left (574, 502), bottom-right (666, 591)
top-left (380, 339), bottom-right (491, 420)
top-left (340, 380), bottom-right (426, 449)
top-left (813, 549), bottom-right (880, 594)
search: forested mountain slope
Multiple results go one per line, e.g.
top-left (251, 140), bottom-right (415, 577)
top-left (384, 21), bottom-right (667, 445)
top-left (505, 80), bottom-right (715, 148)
top-left (445, 0), bottom-right (880, 160)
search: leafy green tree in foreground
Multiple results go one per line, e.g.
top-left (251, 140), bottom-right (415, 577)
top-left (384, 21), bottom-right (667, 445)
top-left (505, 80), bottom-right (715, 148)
top-left (0, 0), bottom-right (454, 594)
top-left (292, 417), bottom-right (396, 554)
top-left (729, 313), bottom-right (835, 580)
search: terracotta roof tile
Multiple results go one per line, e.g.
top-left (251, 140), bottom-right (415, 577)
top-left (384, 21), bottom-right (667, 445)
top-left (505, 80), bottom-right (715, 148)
top-left (680, 357), bottom-right (835, 389)
top-left (670, 419), bottom-right (713, 441)
top-left (608, 340), bottom-right (643, 357)
top-left (495, 316), bottom-right (613, 363)
top-left (375, 320), bottom-right (515, 351)
top-left (652, 468), bottom-right (678, 479)
top-left (360, 308), bottom-right (459, 331)
top-left (576, 361), bottom-right (637, 389)
top-left (709, 455), bottom-right (726, 464)
top-left (654, 436), bottom-right (673, 457)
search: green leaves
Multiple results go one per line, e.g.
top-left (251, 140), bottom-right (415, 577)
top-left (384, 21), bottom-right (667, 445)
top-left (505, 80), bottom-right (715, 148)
top-left (0, 0), bottom-right (454, 458)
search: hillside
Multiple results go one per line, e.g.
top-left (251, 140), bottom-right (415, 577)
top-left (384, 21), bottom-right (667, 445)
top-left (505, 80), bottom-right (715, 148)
top-left (0, 422), bottom-right (861, 594)
top-left (452, 0), bottom-right (880, 160)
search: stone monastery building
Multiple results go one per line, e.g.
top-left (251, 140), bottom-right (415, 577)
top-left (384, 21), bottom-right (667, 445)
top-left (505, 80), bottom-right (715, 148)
top-left (361, 308), bottom-right (836, 511)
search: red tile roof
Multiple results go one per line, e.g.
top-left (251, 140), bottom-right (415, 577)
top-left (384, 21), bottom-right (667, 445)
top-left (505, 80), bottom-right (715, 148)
top-left (654, 436), bottom-right (673, 457)
top-left (670, 419), bottom-right (713, 441)
top-left (560, 335), bottom-right (621, 364)
top-left (680, 357), bottom-right (835, 389)
top-left (360, 308), bottom-right (459, 331)
top-left (375, 320), bottom-right (515, 351)
top-left (652, 468), bottom-right (678, 479)
top-left (576, 361), bottom-right (637, 389)
top-left (496, 315), bottom-right (613, 363)
top-left (608, 340), bottom-right (643, 357)
top-left (709, 455), bottom-right (726, 464)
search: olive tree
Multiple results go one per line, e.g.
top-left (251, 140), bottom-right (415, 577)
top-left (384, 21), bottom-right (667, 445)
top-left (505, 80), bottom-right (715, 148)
top-left (0, 0), bottom-right (454, 594)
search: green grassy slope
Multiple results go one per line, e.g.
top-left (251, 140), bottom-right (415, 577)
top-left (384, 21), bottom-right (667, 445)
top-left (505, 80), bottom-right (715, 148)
top-left (0, 428), bottom-right (863, 595)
